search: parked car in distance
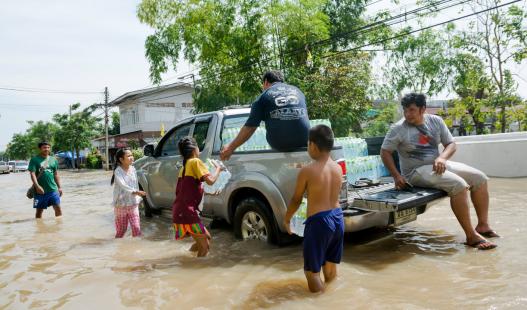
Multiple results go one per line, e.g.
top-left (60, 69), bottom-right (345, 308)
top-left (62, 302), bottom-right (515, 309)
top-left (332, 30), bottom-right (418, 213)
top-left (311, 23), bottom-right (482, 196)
top-left (16, 160), bottom-right (29, 172)
top-left (9, 160), bottom-right (29, 172)
top-left (0, 161), bottom-right (10, 174)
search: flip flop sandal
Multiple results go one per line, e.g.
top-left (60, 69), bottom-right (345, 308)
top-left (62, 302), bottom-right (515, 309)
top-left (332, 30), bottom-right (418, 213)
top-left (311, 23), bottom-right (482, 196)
top-left (465, 240), bottom-right (497, 250)
top-left (478, 230), bottom-right (500, 238)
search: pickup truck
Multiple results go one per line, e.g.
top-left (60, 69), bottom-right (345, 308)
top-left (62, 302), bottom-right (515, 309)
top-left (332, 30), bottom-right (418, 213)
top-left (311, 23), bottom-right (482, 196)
top-left (134, 108), bottom-right (446, 244)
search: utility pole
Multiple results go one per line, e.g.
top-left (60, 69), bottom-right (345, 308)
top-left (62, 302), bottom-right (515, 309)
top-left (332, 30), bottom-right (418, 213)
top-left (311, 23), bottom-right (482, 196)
top-left (104, 87), bottom-right (110, 171)
top-left (69, 105), bottom-right (75, 169)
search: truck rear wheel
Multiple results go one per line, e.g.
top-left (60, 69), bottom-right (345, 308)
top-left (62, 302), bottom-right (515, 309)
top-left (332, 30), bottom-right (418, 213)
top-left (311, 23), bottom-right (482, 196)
top-left (234, 198), bottom-right (276, 243)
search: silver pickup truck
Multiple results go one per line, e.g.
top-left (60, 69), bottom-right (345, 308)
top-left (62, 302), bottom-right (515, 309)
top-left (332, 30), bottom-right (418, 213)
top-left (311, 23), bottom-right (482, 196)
top-left (134, 108), bottom-right (446, 244)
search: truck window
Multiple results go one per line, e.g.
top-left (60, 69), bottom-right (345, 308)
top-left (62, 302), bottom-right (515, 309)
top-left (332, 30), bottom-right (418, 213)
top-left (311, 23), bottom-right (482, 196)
top-left (193, 122), bottom-right (210, 151)
top-left (160, 124), bottom-right (191, 156)
top-left (221, 116), bottom-right (249, 145)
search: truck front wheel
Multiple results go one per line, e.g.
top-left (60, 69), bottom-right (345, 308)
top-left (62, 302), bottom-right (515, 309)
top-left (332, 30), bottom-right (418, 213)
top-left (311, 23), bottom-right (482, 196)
top-left (234, 198), bottom-right (276, 243)
top-left (139, 186), bottom-right (154, 218)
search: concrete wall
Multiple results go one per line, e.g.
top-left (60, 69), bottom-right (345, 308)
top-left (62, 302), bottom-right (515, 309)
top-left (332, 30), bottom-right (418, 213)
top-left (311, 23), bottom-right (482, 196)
top-left (449, 132), bottom-right (527, 177)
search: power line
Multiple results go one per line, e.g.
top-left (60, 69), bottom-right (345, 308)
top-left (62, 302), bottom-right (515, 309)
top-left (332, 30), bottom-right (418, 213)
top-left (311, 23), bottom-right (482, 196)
top-left (140, 0), bottom-right (470, 91)
top-left (140, 0), bottom-right (464, 86)
top-left (149, 0), bottom-right (520, 104)
top-left (0, 86), bottom-right (103, 95)
top-left (185, 0), bottom-right (471, 86)
top-left (321, 0), bottom-right (522, 60)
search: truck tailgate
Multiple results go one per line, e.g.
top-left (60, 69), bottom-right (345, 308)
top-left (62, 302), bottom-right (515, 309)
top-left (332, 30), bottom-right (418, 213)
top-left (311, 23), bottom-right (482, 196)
top-left (348, 183), bottom-right (447, 212)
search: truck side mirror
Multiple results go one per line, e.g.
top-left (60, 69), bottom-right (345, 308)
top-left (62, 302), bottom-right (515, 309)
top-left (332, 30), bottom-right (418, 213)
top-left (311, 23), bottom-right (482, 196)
top-left (143, 144), bottom-right (155, 157)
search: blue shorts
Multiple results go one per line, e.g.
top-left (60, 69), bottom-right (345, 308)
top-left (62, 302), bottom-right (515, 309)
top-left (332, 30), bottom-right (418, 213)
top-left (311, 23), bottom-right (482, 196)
top-left (33, 191), bottom-right (61, 209)
top-left (303, 208), bottom-right (344, 273)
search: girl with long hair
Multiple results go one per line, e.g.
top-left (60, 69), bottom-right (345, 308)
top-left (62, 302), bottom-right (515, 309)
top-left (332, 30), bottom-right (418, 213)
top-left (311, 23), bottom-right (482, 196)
top-left (111, 148), bottom-right (146, 238)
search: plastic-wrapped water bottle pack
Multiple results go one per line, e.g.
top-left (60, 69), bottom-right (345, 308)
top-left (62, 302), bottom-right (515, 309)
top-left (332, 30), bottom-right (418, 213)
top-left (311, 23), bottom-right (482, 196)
top-left (220, 118), bottom-right (389, 185)
top-left (345, 155), bottom-right (390, 184)
top-left (289, 198), bottom-right (308, 237)
top-left (203, 159), bottom-right (232, 195)
top-left (334, 137), bottom-right (368, 159)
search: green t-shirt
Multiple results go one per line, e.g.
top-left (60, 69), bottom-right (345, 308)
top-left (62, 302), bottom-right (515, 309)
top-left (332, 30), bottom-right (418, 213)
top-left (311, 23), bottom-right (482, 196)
top-left (28, 155), bottom-right (59, 193)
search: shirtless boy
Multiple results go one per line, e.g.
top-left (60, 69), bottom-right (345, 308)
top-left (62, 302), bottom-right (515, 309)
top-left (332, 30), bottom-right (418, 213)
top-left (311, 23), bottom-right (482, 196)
top-left (284, 125), bottom-right (344, 293)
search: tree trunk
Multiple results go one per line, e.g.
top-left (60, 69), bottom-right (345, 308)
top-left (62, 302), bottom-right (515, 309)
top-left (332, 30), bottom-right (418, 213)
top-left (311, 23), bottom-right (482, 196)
top-left (501, 105), bottom-right (506, 133)
top-left (75, 147), bottom-right (81, 170)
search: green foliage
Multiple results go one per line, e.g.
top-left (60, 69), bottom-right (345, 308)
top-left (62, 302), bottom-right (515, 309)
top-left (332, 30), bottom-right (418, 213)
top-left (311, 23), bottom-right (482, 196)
top-left (137, 0), bottom-right (369, 112)
top-left (109, 111), bottom-right (120, 135)
top-left (5, 121), bottom-right (59, 160)
top-left (440, 97), bottom-right (491, 135)
top-left (381, 28), bottom-right (453, 98)
top-left (300, 53), bottom-right (372, 137)
top-left (86, 150), bottom-right (103, 169)
top-left (362, 102), bottom-right (400, 137)
top-left (127, 139), bottom-right (140, 150)
top-left (131, 148), bottom-right (144, 161)
top-left (52, 103), bottom-right (103, 158)
top-left (455, 0), bottom-right (527, 132)
top-left (6, 103), bottom-right (103, 163)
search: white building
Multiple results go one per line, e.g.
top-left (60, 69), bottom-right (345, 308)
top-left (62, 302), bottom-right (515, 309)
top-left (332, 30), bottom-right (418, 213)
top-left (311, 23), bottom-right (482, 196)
top-left (92, 83), bottom-right (194, 163)
top-left (111, 82), bottom-right (194, 137)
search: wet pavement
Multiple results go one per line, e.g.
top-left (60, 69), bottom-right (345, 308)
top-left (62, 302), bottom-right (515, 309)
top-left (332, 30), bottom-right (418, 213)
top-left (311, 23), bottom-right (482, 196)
top-left (0, 170), bottom-right (526, 309)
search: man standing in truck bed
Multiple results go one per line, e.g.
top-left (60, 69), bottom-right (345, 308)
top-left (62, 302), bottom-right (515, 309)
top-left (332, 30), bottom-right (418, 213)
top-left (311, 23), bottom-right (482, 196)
top-left (220, 70), bottom-right (310, 160)
top-left (381, 93), bottom-right (498, 250)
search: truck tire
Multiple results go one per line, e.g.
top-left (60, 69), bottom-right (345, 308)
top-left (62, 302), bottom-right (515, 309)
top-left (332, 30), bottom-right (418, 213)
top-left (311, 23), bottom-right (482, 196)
top-left (234, 197), bottom-right (277, 243)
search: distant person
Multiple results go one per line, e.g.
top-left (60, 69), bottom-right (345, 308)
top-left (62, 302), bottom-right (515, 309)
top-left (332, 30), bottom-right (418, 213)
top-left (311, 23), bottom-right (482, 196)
top-left (173, 137), bottom-right (224, 257)
top-left (28, 142), bottom-right (63, 218)
top-left (220, 70), bottom-right (310, 160)
top-left (381, 93), bottom-right (498, 250)
top-left (284, 125), bottom-right (344, 293)
top-left (111, 148), bottom-right (146, 238)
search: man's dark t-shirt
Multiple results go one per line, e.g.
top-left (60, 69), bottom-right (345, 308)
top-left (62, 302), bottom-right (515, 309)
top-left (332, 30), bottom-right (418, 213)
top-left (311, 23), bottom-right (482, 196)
top-left (245, 82), bottom-right (310, 151)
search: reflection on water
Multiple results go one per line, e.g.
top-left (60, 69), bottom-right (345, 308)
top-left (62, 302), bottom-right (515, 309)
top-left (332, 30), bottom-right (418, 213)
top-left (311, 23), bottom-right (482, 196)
top-left (0, 171), bottom-right (526, 309)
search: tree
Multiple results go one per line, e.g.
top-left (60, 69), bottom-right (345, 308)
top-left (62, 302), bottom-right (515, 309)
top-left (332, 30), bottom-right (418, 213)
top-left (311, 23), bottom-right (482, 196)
top-left (441, 53), bottom-right (494, 135)
top-left (109, 111), bottom-right (120, 136)
top-left (362, 101), bottom-right (399, 137)
top-left (381, 27), bottom-right (454, 98)
top-left (137, 0), bottom-right (369, 111)
top-left (457, 0), bottom-right (527, 132)
top-left (53, 103), bottom-right (103, 168)
top-left (5, 121), bottom-right (58, 159)
top-left (301, 53), bottom-right (372, 136)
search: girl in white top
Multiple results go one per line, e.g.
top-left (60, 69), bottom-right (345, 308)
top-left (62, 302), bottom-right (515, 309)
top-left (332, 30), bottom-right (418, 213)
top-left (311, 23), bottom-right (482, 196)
top-left (111, 148), bottom-right (146, 238)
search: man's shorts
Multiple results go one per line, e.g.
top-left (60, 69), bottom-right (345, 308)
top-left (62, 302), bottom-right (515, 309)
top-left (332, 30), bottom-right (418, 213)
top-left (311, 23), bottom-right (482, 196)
top-left (409, 161), bottom-right (489, 197)
top-left (303, 208), bottom-right (344, 273)
top-left (33, 191), bottom-right (61, 209)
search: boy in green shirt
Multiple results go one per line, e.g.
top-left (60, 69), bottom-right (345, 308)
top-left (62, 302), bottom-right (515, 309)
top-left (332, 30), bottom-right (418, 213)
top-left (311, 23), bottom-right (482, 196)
top-left (28, 142), bottom-right (63, 218)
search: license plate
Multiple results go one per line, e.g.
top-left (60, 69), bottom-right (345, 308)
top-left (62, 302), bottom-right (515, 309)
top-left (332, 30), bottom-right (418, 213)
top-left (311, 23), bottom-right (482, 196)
top-left (394, 207), bottom-right (417, 226)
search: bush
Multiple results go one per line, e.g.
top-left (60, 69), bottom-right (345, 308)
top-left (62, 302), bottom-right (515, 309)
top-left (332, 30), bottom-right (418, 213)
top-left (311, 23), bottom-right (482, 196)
top-left (131, 148), bottom-right (143, 161)
top-left (86, 152), bottom-right (102, 169)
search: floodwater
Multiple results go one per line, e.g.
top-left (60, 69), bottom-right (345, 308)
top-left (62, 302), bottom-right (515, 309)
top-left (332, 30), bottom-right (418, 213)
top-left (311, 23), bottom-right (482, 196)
top-left (0, 171), bottom-right (526, 309)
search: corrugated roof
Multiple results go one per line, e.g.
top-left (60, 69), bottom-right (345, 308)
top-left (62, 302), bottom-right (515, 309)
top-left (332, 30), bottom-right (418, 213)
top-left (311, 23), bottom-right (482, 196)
top-left (109, 82), bottom-right (193, 106)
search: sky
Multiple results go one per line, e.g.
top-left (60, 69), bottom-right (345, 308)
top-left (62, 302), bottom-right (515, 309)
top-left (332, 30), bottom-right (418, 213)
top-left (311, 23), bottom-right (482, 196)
top-left (1, 0), bottom-right (526, 152)
top-left (0, 0), bottom-right (193, 152)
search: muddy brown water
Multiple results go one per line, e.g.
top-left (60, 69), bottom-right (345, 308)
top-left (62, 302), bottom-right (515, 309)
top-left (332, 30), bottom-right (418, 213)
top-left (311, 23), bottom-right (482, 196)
top-left (0, 171), bottom-right (526, 309)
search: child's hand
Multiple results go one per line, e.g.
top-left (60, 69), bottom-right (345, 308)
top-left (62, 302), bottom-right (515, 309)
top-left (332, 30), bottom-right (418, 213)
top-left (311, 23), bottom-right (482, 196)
top-left (135, 191), bottom-right (147, 197)
top-left (212, 160), bottom-right (226, 171)
top-left (284, 219), bottom-right (292, 235)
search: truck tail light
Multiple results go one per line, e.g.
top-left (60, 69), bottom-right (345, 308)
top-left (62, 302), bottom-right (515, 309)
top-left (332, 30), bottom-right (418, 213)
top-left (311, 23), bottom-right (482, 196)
top-left (337, 159), bottom-right (347, 176)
